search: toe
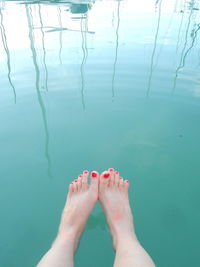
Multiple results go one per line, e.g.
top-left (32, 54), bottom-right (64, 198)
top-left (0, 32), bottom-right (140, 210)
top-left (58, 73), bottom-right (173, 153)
top-left (109, 170), bottom-right (115, 187)
top-left (119, 177), bottom-right (124, 188)
top-left (74, 180), bottom-right (79, 192)
top-left (77, 178), bottom-right (81, 191)
top-left (68, 182), bottom-right (74, 196)
top-left (90, 171), bottom-right (99, 188)
top-left (114, 171), bottom-right (120, 187)
top-left (78, 175), bottom-right (83, 187)
top-left (100, 171), bottom-right (110, 186)
top-left (82, 170), bottom-right (89, 189)
top-left (124, 180), bottom-right (129, 191)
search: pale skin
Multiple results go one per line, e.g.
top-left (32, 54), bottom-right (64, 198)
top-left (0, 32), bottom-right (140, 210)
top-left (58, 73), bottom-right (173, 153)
top-left (37, 169), bottom-right (155, 267)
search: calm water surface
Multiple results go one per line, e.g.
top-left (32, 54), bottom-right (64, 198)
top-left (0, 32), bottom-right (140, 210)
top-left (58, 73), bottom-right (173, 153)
top-left (0, 0), bottom-right (200, 266)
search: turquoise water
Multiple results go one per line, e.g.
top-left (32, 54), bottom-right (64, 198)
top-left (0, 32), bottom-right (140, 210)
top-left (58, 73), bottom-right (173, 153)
top-left (0, 0), bottom-right (200, 266)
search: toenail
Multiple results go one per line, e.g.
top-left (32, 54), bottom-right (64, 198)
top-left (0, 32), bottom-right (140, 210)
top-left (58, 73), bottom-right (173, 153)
top-left (115, 171), bottom-right (119, 174)
top-left (125, 180), bottom-right (129, 183)
top-left (79, 175), bottom-right (82, 177)
top-left (75, 180), bottom-right (78, 183)
top-left (84, 171), bottom-right (88, 174)
top-left (103, 173), bottom-right (110, 178)
top-left (109, 168), bottom-right (114, 171)
top-left (120, 177), bottom-right (123, 179)
top-left (91, 172), bottom-right (97, 178)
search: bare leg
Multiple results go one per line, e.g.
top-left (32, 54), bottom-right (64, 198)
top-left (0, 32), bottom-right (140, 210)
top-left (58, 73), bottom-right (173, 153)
top-left (37, 170), bottom-right (99, 267)
top-left (99, 169), bottom-right (155, 267)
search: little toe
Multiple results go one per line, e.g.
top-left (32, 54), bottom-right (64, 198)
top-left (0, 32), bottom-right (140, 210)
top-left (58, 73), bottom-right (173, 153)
top-left (124, 180), bottom-right (129, 191)
top-left (68, 182), bottom-right (74, 196)
top-left (100, 171), bottom-right (111, 186)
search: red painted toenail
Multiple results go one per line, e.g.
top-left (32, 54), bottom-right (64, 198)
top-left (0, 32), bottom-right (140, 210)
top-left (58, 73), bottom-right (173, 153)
top-left (109, 168), bottom-right (114, 171)
top-left (91, 172), bottom-right (97, 177)
top-left (75, 180), bottom-right (78, 183)
top-left (79, 175), bottom-right (83, 177)
top-left (84, 171), bottom-right (88, 174)
top-left (103, 173), bottom-right (110, 178)
top-left (120, 177), bottom-right (123, 179)
top-left (115, 171), bottom-right (119, 174)
top-left (126, 180), bottom-right (129, 183)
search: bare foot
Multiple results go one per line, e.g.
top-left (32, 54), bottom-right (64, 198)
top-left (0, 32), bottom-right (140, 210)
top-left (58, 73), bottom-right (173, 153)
top-left (55, 170), bottom-right (99, 251)
top-left (98, 168), bottom-right (136, 250)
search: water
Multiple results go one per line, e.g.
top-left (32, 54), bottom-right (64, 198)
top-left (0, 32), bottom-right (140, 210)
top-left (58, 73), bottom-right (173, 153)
top-left (0, 0), bottom-right (200, 266)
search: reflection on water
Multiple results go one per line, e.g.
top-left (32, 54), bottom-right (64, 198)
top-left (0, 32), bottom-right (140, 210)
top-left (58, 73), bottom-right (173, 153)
top-left (57, 6), bottom-right (63, 64)
top-left (25, 5), bottom-right (52, 178)
top-left (0, 8), bottom-right (17, 103)
top-left (38, 4), bottom-right (49, 91)
top-left (111, 0), bottom-right (120, 100)
top-left (172, 0), bottom-right (195, 94)
top-left (146, 0), bottom-right (162, 96)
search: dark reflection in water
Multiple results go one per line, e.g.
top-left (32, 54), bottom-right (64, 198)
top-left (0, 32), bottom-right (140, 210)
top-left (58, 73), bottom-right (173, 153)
top-left (69, 3), bottom-right (92, 14)
top-left (176, 0), bottom-right (186, 53)
top-left (0, 8), bottom-right (17, 103)
top-left (146, 0), bottom-right (162, 97)
top-left (111, 1), bottom-right (120, 100)
top-left (172, 1), bottom-right (195, 94)
top-left (38, 4), bottom-right (49, 91)
top-left (25, 5), bottom-right (52, 179)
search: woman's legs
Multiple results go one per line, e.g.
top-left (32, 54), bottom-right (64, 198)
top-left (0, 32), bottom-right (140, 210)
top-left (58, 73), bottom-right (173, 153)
top-left (99, 169), bottom-right (155, 267)
top-left (36, 170), bottom-right (99, 267)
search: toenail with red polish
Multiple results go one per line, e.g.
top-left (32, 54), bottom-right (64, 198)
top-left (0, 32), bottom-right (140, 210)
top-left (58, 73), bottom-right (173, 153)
top-left (79, 174), bottom-right (83, 177)
top-left (126, 180), bottom-right (129, 183)
top-left (84, 171), bottom-right (88, 174)
top-left (109, 168), bottom-right (114, 171)
top-left (91, 172), bottom-right (97, 177)
top-left (120, 177), bottom-right (123, 179)
top-left (115, 171), bottom-right (119, 174)
top-left (103, 173), bottom-right (110, 178)
top-left (75, 180), bottom-right (78, 183)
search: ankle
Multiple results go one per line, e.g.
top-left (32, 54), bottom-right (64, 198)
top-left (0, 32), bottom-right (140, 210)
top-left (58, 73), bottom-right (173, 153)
top-left (113, 230), bottom-right (138, 250)
top-left (53, 229), bottom-right (79, 252)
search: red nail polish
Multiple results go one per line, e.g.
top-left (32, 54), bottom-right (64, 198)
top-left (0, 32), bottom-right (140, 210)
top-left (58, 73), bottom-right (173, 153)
top-left (115, 171), bottom-right (119, 174)
top-left (103, 173), bottom-right (110, 178)
top-left (79, 174), bottom-right (83, 177)
top-left (91, 172), bottom-right (97, 177)
top-left (84, 170), bottom-right (88, 174)
top-left (109, 168), bottom-right (114, 171)
top-left (75, 180), bottom-right (78, 183)
top-left (120, 177), bottom-right (123, 179)
top-left (126, 180), bottom-right (129, 183)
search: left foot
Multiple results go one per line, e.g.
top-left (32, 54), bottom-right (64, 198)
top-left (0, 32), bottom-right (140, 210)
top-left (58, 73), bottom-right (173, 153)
top-left (55, 170), bottom-right (99, 251)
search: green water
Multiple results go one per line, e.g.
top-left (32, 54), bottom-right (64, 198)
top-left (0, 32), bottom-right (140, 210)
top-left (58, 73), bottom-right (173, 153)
top-left (0, 0), bottom-right (200, 266)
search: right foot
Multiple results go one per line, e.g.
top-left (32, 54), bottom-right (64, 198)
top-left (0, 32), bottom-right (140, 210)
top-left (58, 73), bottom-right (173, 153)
top-left (98, 169), bottom-right (137, 249)
top-left (55, 170), bottom-right (99, 251)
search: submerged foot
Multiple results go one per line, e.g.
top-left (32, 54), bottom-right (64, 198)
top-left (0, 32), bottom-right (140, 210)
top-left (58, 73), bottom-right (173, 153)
top-left (98, 168), bottom-right (136, 250)
top-left (55, 170), bottom-right (99, 251)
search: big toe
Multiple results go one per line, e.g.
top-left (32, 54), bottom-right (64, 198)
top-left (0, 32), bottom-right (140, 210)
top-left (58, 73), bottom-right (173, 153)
top-left (90, 171), bottom-right (99, 188)
top-left (100, 171), bottom-right (111, 186)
